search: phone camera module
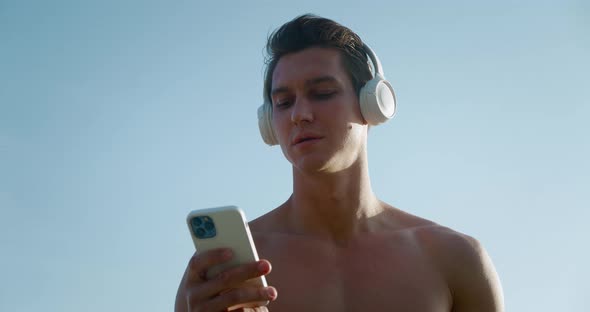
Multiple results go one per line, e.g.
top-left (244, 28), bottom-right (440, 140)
top-left (191, 216), bottom-right (217, 239)
top-left (192, 217), bottom-right (203, 227)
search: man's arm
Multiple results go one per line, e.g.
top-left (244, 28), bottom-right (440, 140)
top-left (448, 234), bottom-right (504, 312)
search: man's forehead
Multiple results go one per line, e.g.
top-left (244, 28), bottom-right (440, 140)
top-left (271, 76), bottom-right (340, 96)
top-left (271, 47), bottom-right (347, 92)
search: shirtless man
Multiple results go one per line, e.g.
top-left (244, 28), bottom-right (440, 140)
top-left (175, 14), bottom-right (504, 312)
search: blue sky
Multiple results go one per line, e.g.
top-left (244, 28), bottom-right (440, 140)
top-left (1, 0), bottom-right (588, 311)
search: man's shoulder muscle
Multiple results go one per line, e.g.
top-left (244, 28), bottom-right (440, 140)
top-left (362, 207), bottom-right (504, 312)
top-left (414, 226), bottom-right (504, 312)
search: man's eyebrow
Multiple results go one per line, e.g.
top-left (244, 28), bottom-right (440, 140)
top-left (305, 76), bottom-right (339, 87)
top-left (271, 76), bottom-right (339, 97)
top-left (270, 86), bottom-right (289, 97)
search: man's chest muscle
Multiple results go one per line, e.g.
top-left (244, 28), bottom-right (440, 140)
top-left (257, 235), bottom-right (451, 311)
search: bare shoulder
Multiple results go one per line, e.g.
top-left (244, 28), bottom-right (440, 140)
top-left (409, 222), bottom-right (483, 259)
top-left (249, 207), bottom-right (284, 231)
top-left (247, 206), bottom-right (293, 249)
top-left (379, 204), bottom-right (494, 264)
top-left (410, 222), bottom-right (504, 312)
top-left (381, 204), bottom-right (504, 311)
top-left (412, 225), bottom-right (492, 278)
top-left (248, 206), bottom-right (289, 237)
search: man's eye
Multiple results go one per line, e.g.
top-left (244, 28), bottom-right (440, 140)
top-left (314, 91), bottom-right (336, 100)
top-left (274, 100), bottom-right (291, 108)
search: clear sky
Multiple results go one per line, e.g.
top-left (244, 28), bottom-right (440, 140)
top-left (1, 0), bottom-right (588, 311)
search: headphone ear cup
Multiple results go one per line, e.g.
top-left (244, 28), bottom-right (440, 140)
top-left (359, 74), bottom-right (396, 125)
top-left (257, 102), bottom-right (279, 145)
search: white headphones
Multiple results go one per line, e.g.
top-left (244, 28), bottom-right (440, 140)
top-left (257, 44), bottom-right (396, 146)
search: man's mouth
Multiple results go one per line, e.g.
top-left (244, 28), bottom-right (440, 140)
top-left (292, 135), bottom-right (322, 146)
top-left (298, 137), bottom-right (316, 143)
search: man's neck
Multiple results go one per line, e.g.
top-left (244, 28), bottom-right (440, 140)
top-left (284, 158), bottom-right (384, 243)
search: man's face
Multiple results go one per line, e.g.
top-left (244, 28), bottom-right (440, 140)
top-left (270, 47), bottom-right (368, 173)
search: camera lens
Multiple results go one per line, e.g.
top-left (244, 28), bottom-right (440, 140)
top-left (196, 228), bottom-right (206, 237)
top-left (204, 221), bottom-right (214, 231)
top-left (192, 217), bottom-right (203, 227)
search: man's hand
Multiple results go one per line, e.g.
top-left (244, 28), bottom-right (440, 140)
top-left (175, 248), bottom-right (277, 312)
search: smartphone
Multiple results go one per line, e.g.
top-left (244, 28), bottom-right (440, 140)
top-left (186, 206), bottom-right (268, 307)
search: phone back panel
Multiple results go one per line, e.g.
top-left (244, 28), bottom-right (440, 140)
top-left (186, 206), bottom-right (266, 286)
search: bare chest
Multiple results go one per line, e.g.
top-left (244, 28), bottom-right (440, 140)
top-left (255, 234), bottom-right (452, 312)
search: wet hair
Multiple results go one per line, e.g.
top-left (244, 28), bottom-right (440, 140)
top-left (263, 14), bottom-right (372, 104)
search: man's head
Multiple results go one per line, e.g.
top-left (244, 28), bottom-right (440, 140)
top-left (258, 14), bottom-right (396, 147)
top-left (263, 14), bottom-right (373, 105)
top-left (258, 14), bottom-right (396, 173)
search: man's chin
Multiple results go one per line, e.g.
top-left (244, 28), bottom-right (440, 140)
top-left (292, 156), bottom-right (351, 175)
top-left (291, 156), bottom-right (328, 173)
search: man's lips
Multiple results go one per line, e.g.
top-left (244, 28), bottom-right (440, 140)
top-left (292, 134), bottom-right (323, 146)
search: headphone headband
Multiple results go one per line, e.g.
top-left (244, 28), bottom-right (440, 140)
top-left (363, 44), bottom-right (384, 77)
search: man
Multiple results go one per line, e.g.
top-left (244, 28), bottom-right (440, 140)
top-left (176, 14), bottom-right (504, 311)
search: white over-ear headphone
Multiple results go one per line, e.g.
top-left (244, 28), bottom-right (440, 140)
top-left (257, 44), bottom-right (396, 146)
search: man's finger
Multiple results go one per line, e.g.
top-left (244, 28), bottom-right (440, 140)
top-left (194, 260), bottom-right (271, 301)
top-left (202, 286), bottom-right (277, 312)
top-left (187, 249), bottom-right (233, 282)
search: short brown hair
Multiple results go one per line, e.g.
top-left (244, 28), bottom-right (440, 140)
top-left (263, 14), bottom-right (372, 104)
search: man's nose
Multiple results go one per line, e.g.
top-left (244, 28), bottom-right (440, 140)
top-left (291, 97), bottom-right (314, 125)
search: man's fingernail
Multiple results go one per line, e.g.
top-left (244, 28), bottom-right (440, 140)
top-left (258, 261), bottom-right (268, 272)
top-left (266, 287), bottom-right (277, 299)
top-left (222, 249), bottom-right (233, 260)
